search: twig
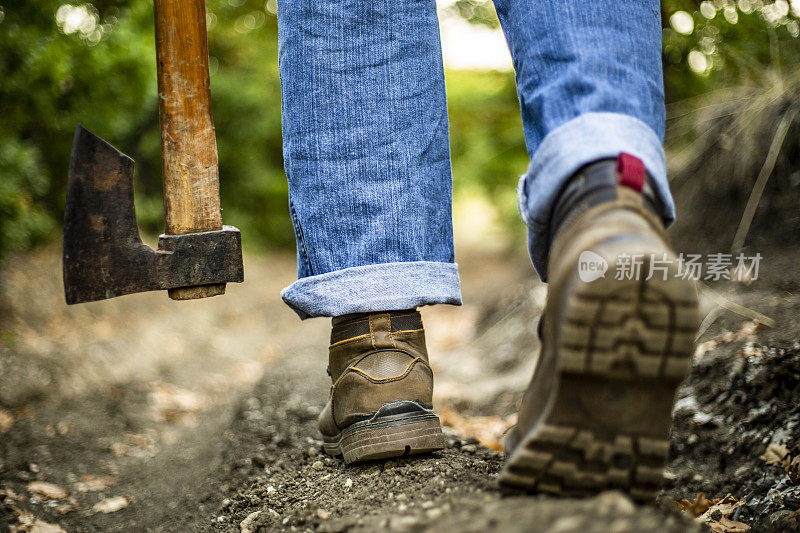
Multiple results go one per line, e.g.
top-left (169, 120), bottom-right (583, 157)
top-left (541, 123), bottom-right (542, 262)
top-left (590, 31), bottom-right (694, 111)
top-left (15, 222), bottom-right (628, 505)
top-left (731, 107), bottom-right (797, 252)
top-left (695, 306), bottom-right (723, 341)
top-left (700, 283), bottom-right (775, 328)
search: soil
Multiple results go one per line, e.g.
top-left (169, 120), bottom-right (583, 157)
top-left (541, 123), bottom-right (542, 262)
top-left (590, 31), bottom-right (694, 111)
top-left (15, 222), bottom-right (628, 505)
top-left (1, 242), bottom-right (799, 532)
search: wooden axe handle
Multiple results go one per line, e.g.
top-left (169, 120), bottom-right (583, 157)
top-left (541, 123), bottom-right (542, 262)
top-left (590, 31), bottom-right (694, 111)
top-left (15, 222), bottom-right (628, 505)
top-left (154, 0), bottom-right (225, 300)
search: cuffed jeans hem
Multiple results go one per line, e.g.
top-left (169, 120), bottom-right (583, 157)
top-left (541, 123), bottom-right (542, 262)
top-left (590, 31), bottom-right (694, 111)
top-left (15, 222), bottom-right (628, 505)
top-left (517, 112), bottom-right (675, 280)
top-left (280, 261), bottom-right (463, 319)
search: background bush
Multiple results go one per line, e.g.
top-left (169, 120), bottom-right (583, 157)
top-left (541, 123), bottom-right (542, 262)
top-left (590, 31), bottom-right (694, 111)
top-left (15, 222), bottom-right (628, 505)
top-left (1, 0), bottom-right (798, 258)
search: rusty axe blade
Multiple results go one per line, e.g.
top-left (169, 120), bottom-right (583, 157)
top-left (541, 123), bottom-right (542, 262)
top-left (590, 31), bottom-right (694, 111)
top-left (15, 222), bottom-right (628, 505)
top-left (63, 126), bottom-right (243, 305)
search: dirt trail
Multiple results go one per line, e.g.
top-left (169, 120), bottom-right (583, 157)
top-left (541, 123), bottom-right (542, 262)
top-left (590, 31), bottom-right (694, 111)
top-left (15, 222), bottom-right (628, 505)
top-left (2, 245), bottom-right (800, 532)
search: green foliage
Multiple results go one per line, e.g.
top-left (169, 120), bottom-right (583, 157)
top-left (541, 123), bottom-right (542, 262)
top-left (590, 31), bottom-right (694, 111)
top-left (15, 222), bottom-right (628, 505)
top-left (446, 70), bottom-right (527, 232)
top-left (0, 0), bottom-right (289, 257)
top-left (1, 0), bottom-right (797, 257)
top-left (0, 0), bottom-right (156, 256)
top-left (661, 0), bottom-right (800, 101)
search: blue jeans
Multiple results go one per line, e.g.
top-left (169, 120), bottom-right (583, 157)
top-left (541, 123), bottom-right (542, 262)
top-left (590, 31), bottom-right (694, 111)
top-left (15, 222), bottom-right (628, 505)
top-left (278, 0), bottom-right (673, 319)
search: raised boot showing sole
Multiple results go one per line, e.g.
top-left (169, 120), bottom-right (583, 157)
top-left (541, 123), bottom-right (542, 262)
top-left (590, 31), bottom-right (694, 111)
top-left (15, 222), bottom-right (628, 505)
top-left (499, 155), bottom-right (700, 501)
top-left (318, 310), bottom-right (446, 464)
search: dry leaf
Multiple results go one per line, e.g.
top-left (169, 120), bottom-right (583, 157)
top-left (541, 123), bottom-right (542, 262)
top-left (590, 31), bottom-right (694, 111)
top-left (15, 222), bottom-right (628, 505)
top-left (676, 492), bottom-right (713, 517)
top-left (92, 496), bottom-right (129, 514)
top-left (54, 497), bottom-right (78, 514)
top-left (26, 482), bottom-right (67, 500)
top-left (708, 516), bottom-right (751, 533)
top-left (110, 433), bottom-right (157, 458)
top-left (14, 516), bottom-right (67, 533)
top-left (696, 494), bottom-right (750, 533)
top-left (679, 493), bottom-right (750, 532)
top-left (1, 488), bottom-right (20, 501)
top-left (694, 321), bottom-right (763, 360)
top-left (787, 455), bottom-right (800, 485)
top-left (438, 405), bottom-right (514, 452)
top-left (74, 474), bottom-right (115, 492)
top-left (0, 408), bottom-right (13, 432)
top-left (698, 494), bottom-right (747, 519)
top-left (11, 511), bottom-right (67, 533)
top-left (761, 442), bottom-right (792, 468)
top-left (149, 382), bottom-right (205, 425)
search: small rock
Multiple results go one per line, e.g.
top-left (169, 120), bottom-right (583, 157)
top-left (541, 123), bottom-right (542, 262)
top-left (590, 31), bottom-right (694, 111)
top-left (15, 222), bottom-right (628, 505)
top-left (344, 477), bottom-right (353, 488)
top-left (26, 519), bottom-right (66, 533)
top-left (768, 510), bottom-right (794, 526)
top-left (92, 496), bottom-right (130, 514)
top-left (672, 395), bottom-right (699, 416)
top-left (307, 447), bottom-right (318, 457)
top-left (311, 461), bottom-right (324, 470)
top-left (461, 444), bottom-right (477, 453)
top-left (593, 491), bottom-right (635, 516)
top-left (425, 508), bottom-right (443, 520)
top-left (421, 501), bottom-right (434, 509)
top-left (317, 509), bottom-right (331, 520)
top-left (389, 515), bottom-right (418, 530)
top-left (266, 485), bottom-right (276, 494)
top-left (691, 411), bottom-right (715, 426)
top-left (240, 510), bottom-right (261, 533)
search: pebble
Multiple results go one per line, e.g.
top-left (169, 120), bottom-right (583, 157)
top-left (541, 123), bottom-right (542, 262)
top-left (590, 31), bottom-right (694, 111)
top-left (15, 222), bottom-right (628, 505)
top-left (307, 447), bottom-right (317, 457)
top-left (317, 509), bottom-right (331, 520)
top-left (389, 515), bottom-right (418, 530)
top-left (311, 461), bottom-right (324, 470)
top-left (461, 444), bottom-right (477, 453)
top-left (239, 511), bottom-right (261, 533)
top-left (344, 478), bottom-right (353, 488)
top-left (593, 491), bottom-right (635, 515)
top-left (425, 508), bottom-right (443, 520)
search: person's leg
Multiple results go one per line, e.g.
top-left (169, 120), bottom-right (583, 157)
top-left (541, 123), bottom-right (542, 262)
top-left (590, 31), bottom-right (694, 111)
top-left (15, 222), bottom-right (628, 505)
top-left (277, 0), bottom-right (460, 320)
top-left (492, 0), bottom-right (672, 277)
top-left (492, 0), bottom-right (700, 499)
top-left (276, 0), bottom-right (454, 462)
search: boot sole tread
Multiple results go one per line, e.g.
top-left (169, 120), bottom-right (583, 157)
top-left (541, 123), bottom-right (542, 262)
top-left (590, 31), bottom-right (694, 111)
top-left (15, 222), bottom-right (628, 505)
top-left (323, 414), bottom-right (445, 464)
top-left (500, 252), bottom-right (699, 501)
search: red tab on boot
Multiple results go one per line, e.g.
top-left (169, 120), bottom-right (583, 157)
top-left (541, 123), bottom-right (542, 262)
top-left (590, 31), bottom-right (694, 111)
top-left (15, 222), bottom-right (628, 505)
top-left (616, 152), bottom-right (645, 193)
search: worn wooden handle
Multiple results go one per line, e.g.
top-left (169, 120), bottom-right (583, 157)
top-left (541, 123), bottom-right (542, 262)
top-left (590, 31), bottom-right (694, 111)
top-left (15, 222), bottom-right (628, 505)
top-left (154, 0), bottom-right (225, 300)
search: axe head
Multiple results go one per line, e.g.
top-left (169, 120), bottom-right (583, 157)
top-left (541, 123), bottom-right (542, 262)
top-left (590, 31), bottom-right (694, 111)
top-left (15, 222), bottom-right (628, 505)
top-left (63, 126), bottom-right (243, 304)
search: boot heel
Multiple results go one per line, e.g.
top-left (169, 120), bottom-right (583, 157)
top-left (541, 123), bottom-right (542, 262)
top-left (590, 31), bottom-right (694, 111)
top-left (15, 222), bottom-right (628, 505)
top-left (323, 400), bottom-right (446, 463)
top-left (335, 417), bottom-right (445, 463)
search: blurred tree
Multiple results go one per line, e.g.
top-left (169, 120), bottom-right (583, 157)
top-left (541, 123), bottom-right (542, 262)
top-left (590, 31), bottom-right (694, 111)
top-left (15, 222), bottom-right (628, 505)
top-left (1, 0), bottom-right (797, 257)
top-left (0, 0), bottom-right (289, 258)
top-left (0, 0), bottom-right (155, 255)
top-left (661, 0), bottom-right (800, 101)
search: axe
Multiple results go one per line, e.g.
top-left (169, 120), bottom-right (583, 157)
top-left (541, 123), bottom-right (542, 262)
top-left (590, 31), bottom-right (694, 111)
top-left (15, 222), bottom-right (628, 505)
top-left (63, 0), bottom-right (243, 304)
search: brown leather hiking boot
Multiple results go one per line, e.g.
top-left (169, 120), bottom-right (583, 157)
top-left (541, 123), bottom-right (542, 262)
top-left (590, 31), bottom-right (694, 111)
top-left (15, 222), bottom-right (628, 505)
top-left (319, 309), bottom-right (446, 463)
top-left (499, 154), bottom-right (700, 501)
